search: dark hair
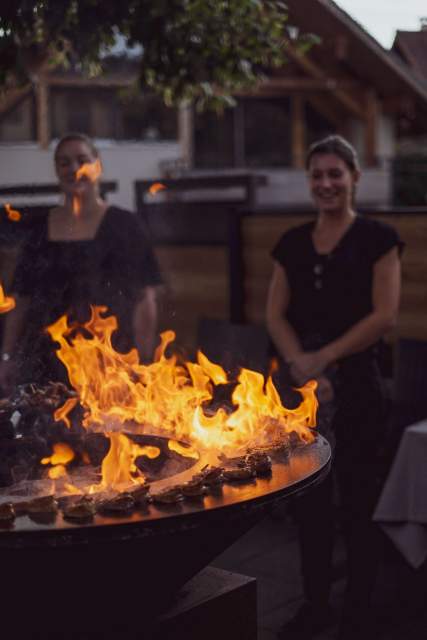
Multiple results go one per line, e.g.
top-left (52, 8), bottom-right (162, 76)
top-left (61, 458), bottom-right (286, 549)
top-left (305, 135), bottom-right (359, 172)
top-left (54, 133), bottom-right (99, 163)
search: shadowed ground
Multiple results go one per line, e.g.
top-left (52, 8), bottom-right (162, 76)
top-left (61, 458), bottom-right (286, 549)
top-left (212, 506), bottom-right (427, 639)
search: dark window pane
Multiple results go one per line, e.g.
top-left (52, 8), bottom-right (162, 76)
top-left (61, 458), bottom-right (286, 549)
top-left (67, 95), bottom-right (91, 134)
top-left (51, 87), bottom-right (177, 141)
top-left (243, 98), bottom-right (292, 167)
top-left (117, 92), bottom-right (177, 141)
top-left (305, 101), bottom-right (336, 147)
top-left (194, 109), bottom-right (235, 168)
top-left (50, 88), bottom-right (116, 139)
top-left (0, 93), bottom-right (36, 142)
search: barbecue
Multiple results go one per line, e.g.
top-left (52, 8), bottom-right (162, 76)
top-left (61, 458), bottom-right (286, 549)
top-left (0, 306), bottom-right (331, 633)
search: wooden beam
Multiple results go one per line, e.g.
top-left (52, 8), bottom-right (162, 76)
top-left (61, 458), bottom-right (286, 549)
top-left (364, 89), bottom-right (380, 166)
top-left (235, 76), bottom-right (360, 94)
top-left (46, 75), bottom-right (136, 89)
top-left (291, 94), bottom-right (306, 168)
top-left (35, 75), bottom-right (50, 149)
top-left (283, 39), bottom-right (365, 119)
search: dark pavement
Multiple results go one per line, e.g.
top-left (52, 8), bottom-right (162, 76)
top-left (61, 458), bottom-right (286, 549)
top-left (212, 505), bottom-right (427, 640)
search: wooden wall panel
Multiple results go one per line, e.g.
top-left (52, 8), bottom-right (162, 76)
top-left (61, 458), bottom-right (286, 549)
top-left (150, 211), bottom-right (427, 350)
top-left (243, 213), bottom-right (427, 341)
top-left (155, 246), bottom-right (229, 350)
top-left (243, 215), bottom-right (313, 325)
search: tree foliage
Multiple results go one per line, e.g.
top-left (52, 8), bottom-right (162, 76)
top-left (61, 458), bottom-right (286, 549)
top-left (0, 0), bottom-right (307, 109)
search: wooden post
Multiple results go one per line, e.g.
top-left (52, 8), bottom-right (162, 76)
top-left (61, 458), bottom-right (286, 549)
top-left (291, 94), bottom-right (306, 169)
top-left (365, 89), bottom-right (379, 167)
top-left (178, 104), bottom-right (194, 169)
top-left (35, 75), bottom-right (50, 149)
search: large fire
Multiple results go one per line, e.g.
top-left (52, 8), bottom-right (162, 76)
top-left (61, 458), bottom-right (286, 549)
top-left (42, 306), bottom-right (318, 495)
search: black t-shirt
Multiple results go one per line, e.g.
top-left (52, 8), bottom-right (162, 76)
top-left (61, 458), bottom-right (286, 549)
top-left (12, 206), bottom-right (162, 381)
top-left (271, 215), bottom-right (403, 349)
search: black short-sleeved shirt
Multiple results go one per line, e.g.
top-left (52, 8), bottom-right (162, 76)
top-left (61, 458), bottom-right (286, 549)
top-left (271, 215), bottom-right (403, 349)
top-left (12, 206), bottom-right (162, 381)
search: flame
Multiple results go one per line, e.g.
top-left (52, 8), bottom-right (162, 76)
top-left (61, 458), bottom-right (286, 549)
top-left (48, 465), bottom-right (68, 480)
top-left (41, 443), bottom-right (75, 480)
top-left (46, 307), bottom-right (317, 470)
top-left (4, 203), bottom-right (21, 222)
top-left (0, 283), bottom-right (15, 314)
top-left (71, 159), bottom-right (102, 217)
top-left (72, 196), bottom-right (81, 217)
top-left (269, 357), bottom-right (279, 376)
top-left (168, 440), bottom-right (199, 459)
top-left (41, 442), bottom-right (75, 466)
top-left (64, 483), bottom-right (83, 495)
top-left (95, 433), bottom-right (159, 491)
top-left (54, 396), bottom-right (79, 428)
top-left (148, 182), bottom-right (166, 196)
top-left (76, 158), bottom-right (102, 183)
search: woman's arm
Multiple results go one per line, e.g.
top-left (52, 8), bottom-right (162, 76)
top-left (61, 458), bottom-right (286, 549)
top-left (291, 246), bottom-right (401, 381)
top-left (266, 262), bottom-right (303, 363)
top-left (132, 287), bottom-right (158, 363)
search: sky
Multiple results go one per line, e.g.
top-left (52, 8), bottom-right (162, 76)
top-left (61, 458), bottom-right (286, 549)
top-left (336, 0), bottom-right (426, 48)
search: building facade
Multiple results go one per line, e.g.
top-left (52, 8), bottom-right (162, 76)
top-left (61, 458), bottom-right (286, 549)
top-left (1, 0), bottom-right (427, 209)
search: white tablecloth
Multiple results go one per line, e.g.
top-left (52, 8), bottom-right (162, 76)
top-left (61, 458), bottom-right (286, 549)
top-left (373, 420), bottom-right (427, 569)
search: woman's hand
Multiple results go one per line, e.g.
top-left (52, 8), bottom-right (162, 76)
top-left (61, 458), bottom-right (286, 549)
top-left (290, 349), bottom-right (332, 384)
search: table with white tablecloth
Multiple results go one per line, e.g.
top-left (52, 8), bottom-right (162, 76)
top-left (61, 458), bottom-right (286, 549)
top-left (373, 420), bottom-right (427, 569)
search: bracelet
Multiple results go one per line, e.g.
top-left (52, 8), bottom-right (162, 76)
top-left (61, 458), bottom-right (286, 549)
top-left (1, 353), bottom-right (11, 362)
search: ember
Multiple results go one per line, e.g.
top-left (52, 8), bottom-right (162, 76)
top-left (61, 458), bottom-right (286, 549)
top-left (4, 203), bottom-right (21, 222)
top-left (148, 182), bottom-right (166, 196)
top-left (0, 283), bottom-right (15, 314)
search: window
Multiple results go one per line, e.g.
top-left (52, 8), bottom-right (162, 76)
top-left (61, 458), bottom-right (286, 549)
top-left (117, 92), bottom-right (177, 141)
top-left (0, 93), bottom-right (36, 142)
top-left (51, 88), bottom-right (116, 139)
top-left (243, 98), bottom-right (292, 167)
top-left (194, 97), bottom-right (292, 168)
top-left (305, 101), bottom-right (336, 147)
top-left (50, 87), bottom-right (178, 141)
top-left (194, 108), bottom-right (235, 168)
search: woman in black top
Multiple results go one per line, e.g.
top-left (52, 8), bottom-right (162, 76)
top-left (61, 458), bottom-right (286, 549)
top-left (266, 135), bottom-right (402, 639)
top-left (0, 133), bottom-right (162, 389)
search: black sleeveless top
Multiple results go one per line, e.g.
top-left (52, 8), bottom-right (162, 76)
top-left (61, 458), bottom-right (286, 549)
top-left (12, 206), bottom-right (162, 382)
top-left (271, 215), bottom-right (403, 351)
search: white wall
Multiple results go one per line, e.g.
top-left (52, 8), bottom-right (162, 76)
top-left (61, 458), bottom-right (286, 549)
top-left (377, 115), bottom-right (395, 164)
top-left (0, 141), bottom-right (182, 211)
top-left (255, 167), bottom-right (391, 207)
top-left (348, 115), bottom-right (395, 168)
top-left (0, 140), bottom-right (392, 210)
